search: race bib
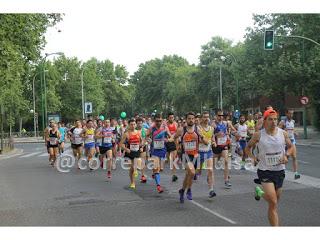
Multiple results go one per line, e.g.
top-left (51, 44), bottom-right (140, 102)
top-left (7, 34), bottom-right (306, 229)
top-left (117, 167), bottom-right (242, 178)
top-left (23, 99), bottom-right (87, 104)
top-left (184, 141), bottom-right (197, 151)
top-left (86, 134), bottom-right (94, 143)
top-left (199, 143), bottom-right (210, 152)
top-left (265, 152), bottom-right (282, 166)
top-left (217, 136), bottom-right (227, 145)
top-left (130, 144), bottom-right (140, 151)
top-left (49, 137), bottom-right (57, 145)
top-left (103, 136), bottom-right (112, 144)
top-left (154, 140), bottom-right (165, 149)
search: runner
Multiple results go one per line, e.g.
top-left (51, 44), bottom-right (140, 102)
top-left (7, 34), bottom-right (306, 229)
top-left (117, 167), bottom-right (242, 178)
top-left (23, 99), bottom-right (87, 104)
top-left (136, 117), bottom-right (147, 183)
top-left (234, 114), bottom-right (249, 170)
top-left (110, 118), bottom-right (119, 170)
top-left (246, 113), bottom-right (256, 140)
top-left (120, 118), bottom-right (144, 189)
top-left (245, 108), bottom-right (293, 226)
top-left (255, 106), bottom-right (273, 131)
top-left (46, 123), bottom-right (61, 167)
top-left (146, 113), bottom-right (171, 193)
top-left (175, 112), bottom-right (200, 203)
top-left (212, 109), bottom-right (237, 189)
top-left (165, 112), bottom-right (179, 182)
top-left (44, 120), bottom-right (55, 154)
top-left (96, 119), bottom-right (115, 178)
top-left (279, 109), bottom-right (300, 179)
top-left (68, 120), bottom-right (84, 169)
top-left (81, 120), bottom-right (96, 170)
top-left (58, 122), bottom-right (67, 154)
top-left (94, 119), bottom-right (103, 159)
top-left (198, 111), bottom-right (217, 198)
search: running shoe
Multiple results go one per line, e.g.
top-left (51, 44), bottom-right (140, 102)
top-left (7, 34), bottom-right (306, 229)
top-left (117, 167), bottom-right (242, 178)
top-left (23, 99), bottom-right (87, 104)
top-left (255, 186), bottom-right (264, 201)
top-left (186, 189), bottom-right (192, 200)
top-left (107, 171), bottom-right (111, 179)
top-left (209, 190), bottom-right (217, 198)
top-left (140, 175), bottom-right (147, 183)
top-left (129, 183), bottom-right (136, 189)
top-left (179, 189), bottom-right (185, 203)
top-left (294, 173), bottom-right (301, 180)
top-left (157, 185), bottom-right (164, 193)
top-left (225, 180), bottom-right (232, 189)
top-left (172, 175), bottom-right (178, 182)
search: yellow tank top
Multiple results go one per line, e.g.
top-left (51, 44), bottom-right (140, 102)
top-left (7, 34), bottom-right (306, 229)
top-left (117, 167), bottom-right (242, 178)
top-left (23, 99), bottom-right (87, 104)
top-left (246, 120), bottom-right (255, 128)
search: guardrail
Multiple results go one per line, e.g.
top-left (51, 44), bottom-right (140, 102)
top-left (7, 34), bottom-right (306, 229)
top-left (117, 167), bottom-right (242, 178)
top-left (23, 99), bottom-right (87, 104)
top-left (1, 131), bottom-right (44, 138)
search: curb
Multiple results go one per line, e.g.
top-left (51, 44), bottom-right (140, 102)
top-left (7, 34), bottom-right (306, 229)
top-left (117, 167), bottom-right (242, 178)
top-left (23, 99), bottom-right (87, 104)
top-left (14, 141), bottom-right (45, 144)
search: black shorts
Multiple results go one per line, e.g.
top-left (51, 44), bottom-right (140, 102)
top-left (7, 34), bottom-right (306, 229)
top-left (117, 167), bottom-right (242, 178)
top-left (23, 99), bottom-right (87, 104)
top-left (257, 169), bottom-right (285, 190)
top-left (212, 145), bottom-right (228, 155)
top-left (165, 141), bottom-right (176, 153)
top-left (71, 143), bottom-right (83, 149)
top-left (48, 144), bottom-right (59, 148)
top-left (99, 146), bottom-right (112, 155)
top-left (124, 151), bottom-right (140, 160)
top-left (182, 154), bottom-right (196, 163)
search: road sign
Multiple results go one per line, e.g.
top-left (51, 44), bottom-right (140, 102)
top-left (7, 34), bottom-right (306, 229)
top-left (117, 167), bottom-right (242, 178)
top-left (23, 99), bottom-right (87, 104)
top-left (300, 96), bottom-right (309, 105)
top-left (85, 102), bottom-right (92, 114)
top-left (233, 110), bottom-right (240, 118)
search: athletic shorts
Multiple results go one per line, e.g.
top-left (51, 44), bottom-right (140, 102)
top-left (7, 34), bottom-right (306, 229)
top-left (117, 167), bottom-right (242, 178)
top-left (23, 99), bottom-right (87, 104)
top-left (48, 144), bottom-right (59, 148)
top-left (165, 141), bottom-right (176, 153)
top-left (71, 143), bottom-right (83, 149)
top-left (84, 142), bottom-right (95, 149)
top-left (151, 149), bottom-right (167, 160)
top-left (58, 140), bottom-right (65, 144)
top-left (238, 139), bottom-right (247, 151)
top-left (199, 151), bottom-right (213, 163)
top-left (212, 145), bottom-right (228, 155)
top-left (290, 138), bottom-right (296, 145)
top-left (99, 146), bottom-right (112, 155)
top-left (257, 169), bottom-right (285, 190)
top-left (124, 151), bottom-right (140, 160)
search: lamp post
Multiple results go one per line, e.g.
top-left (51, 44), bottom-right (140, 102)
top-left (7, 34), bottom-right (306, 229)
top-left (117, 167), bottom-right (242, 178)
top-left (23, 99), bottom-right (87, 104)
top-left (81, 69), bottom-right (85, 120)
top-left (41, 52), bottom-right (63, 133)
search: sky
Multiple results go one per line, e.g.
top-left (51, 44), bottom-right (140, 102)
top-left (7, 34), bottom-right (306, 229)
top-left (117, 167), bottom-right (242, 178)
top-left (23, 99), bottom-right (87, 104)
top-left (2, 0), bottom-right (320, 75)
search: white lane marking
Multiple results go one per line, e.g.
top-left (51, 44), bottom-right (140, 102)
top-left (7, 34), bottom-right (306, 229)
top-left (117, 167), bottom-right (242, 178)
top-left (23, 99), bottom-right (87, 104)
top-left (190, 200), bottom-right (237, 225)
top-left (39, 153), bottom-right (49, 157)
top-left (19, 151), bottom-right (42, 158)
top-left (0, 152), bottom-right (24, 160)
top-left (298, 160), bottom-right (309, 164)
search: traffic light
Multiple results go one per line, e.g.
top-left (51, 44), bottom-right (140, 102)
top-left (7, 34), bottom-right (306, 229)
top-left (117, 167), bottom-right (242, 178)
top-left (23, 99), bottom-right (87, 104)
top-left (264, 30), bottom-right (274, 50)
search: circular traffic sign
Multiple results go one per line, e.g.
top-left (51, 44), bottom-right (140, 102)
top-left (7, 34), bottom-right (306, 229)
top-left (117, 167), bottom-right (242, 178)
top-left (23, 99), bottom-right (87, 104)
top-left (300, 96), bottom-right (309, 105)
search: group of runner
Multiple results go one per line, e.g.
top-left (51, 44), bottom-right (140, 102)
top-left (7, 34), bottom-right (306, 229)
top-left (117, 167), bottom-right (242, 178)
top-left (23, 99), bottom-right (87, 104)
top-left (43, 107), bottom-right (300, 226)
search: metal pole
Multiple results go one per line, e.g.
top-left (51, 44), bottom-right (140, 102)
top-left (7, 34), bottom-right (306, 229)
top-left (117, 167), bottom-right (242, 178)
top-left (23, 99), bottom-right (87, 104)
top-left (44, 62), bottom-right (47, 127)
top-left (33, 75), bottom-right (37, 138)
top-left (41, 65), bottom-right (45, 138)
top-left (236, 77), bottom-right (239, 110)
top-left (220, 65), bottom-right (223, 110)
top-left (303, 106), bottom-right (308, 139)
top-left (81, 69), bottom-right (85, 119)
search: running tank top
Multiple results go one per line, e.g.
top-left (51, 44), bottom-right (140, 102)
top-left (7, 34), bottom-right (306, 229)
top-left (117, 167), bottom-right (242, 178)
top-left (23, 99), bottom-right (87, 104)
top-left (151, 127), bottom-right (167, 150)
top-left (167, 122), bottom-right (177, 136)
top-left (246, 120), bottom-right (255, 135)
top-left (237, 123), bottom-right (248, 139)
top-left (198, 125), bottom-right (213, 152)
top-left (72, 128), bottom-right (83, 145)
top-left (128, 131), bottom-right (141, 152)
top-left (101, 127), bottom-right (114, 147)
top-left (257, 128), bottom-right (286, 171)
top-left (49, 130), bottom-right (58, 145)
top-left (284, 119), bottom-right (295, 140)
top-left (85, 128), bottom-right (95, 143)
top-left (182, 126), bottom-right (199, 156)
top-left (214, 121), bottom-right (228, 146)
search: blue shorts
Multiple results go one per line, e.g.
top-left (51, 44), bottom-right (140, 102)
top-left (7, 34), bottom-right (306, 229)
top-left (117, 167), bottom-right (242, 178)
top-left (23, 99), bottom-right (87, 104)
top-left (239, 139), bottom-right (247, 151)
top-left (199, 151), bottom-right (213, 163)
top-left (84, 142), bottom-right (95, 149)
top-left (151, 149), bottom-right (167, 160)
top-left (290, 138), bottom-right (296, 145)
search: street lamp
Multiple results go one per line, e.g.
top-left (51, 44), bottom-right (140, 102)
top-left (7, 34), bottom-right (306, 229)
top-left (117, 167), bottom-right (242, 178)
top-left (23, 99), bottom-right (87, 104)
top-left (41, 52), bottom-right (63, 132)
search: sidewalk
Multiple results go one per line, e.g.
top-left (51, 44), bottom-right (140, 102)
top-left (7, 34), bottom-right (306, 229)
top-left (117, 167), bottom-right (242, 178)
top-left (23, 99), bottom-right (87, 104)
top-left (12, 137), bottom-right (45, 144)
top-left (295, 126), bottom-right (320, 147)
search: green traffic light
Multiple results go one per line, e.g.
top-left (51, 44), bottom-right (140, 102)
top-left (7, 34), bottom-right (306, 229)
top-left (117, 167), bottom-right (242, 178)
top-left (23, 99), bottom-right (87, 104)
top-left (267, 42), bottom-right (272, 47)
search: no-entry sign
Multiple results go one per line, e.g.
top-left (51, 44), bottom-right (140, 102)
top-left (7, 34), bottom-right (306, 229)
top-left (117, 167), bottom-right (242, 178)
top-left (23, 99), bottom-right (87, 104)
top-left (300, 96), bottom-right (309, 105)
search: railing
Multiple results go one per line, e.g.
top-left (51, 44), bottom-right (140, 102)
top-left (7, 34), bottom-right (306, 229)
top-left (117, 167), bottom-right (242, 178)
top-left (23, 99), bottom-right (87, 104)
top-left (2, 131), bottom-right (44, 138)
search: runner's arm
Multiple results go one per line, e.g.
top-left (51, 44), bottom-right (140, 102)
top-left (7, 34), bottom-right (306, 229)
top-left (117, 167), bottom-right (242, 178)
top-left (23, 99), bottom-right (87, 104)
top-left (119, 133), bottom-right (130, 153)
top-left (283, 131), bottom-right (293, 163)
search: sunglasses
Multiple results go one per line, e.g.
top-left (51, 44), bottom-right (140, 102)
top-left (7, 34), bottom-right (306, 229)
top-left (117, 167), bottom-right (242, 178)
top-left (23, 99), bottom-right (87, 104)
top-left (218, 115), bottom-right (224, 117)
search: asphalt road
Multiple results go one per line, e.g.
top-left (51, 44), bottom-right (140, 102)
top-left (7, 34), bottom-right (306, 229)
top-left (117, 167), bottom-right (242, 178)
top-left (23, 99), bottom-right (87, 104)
top-left (0, 143), bottom-right (320, 226)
